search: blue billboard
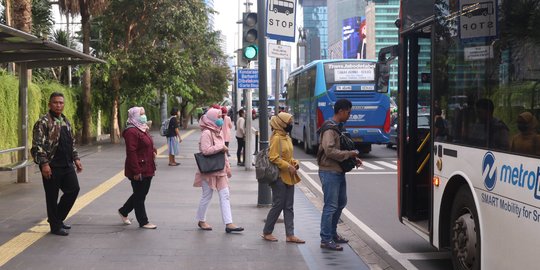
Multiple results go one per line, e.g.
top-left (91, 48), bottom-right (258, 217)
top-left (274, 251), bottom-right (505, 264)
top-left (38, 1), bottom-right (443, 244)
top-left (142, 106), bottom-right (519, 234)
top-left (342, 16), bottom-right (367, 59)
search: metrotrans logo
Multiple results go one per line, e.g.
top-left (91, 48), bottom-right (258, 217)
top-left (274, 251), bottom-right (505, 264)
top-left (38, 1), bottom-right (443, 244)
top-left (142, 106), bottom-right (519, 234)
top-left (482, 151), bottom-right (540, 200)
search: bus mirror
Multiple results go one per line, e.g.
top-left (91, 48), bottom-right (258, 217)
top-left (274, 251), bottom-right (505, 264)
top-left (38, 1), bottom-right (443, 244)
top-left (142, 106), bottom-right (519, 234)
top-left (376, 45), bottom-right (399, 93)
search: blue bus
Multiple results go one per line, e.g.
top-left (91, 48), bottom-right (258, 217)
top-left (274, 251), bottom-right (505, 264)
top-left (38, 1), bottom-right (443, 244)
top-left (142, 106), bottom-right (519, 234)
top-left (285, 59), bottom-right (391, 154)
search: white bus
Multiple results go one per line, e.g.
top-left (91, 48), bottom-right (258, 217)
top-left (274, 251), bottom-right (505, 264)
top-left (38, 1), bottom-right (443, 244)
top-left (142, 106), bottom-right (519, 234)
top-left (378, 1), bottom-right (540, 269)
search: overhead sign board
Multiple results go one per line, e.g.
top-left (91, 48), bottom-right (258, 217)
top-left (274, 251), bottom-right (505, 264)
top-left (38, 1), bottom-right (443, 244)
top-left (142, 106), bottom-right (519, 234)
top-left (268, 43), bottom-right (291, 59)
top-left (266, 0), bottom-right (297, 42)
top-left (459, 0), bottom-right (497, 40)
top-left (237, 69), bottom-right (259, 89)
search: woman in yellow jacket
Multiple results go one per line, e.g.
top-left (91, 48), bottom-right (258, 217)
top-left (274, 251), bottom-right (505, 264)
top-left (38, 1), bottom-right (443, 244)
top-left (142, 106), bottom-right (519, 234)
top-left (262, 112), bottom-right (305, 243)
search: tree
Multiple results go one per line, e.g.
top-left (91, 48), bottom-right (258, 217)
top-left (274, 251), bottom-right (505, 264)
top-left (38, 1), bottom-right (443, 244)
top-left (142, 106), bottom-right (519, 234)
top-left (95, 0), bottom-right (229, 143)
top-left (58, 0), bottom-right (109, 145)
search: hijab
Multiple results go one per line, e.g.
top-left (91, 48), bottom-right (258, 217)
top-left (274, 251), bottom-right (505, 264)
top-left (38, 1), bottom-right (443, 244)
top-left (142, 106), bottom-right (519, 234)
top-left (270, 112), bottom-right (293, 136)
top-left (127, 106), bottom-right (149, 132)
top-left (200, 108), bottom-right (222, 134)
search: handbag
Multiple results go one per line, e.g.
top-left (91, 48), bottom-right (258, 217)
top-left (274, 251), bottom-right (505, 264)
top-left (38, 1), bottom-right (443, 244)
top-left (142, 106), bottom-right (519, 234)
top-left (194, 131), bottom-right (226, 173)
top-left (194, 152), bottom-right (225, 173)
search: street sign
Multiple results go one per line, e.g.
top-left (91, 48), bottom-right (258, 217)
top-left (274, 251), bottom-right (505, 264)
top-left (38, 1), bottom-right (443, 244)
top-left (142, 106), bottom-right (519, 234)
top-left (459, 0), bottom-right (497, 40)
top-left (266, 0), bottom-right (297, 42)
top-left (237, 69), bottom-right (259, 89)
top-left (268, 43), bottom-right (291, 59)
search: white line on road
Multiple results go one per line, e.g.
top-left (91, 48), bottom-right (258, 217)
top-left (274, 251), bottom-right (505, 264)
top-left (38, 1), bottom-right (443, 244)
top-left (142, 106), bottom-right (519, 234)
top-left (359, 161), bottom-right (384, 170)
top-left (301, 161), bottom-right (319, 171)
top-left (305, 172), bottom-right (396, 175)
top-left (374, 161), bottom-right (397, 170)
top-left (298, 168), bottom-right (450, 270)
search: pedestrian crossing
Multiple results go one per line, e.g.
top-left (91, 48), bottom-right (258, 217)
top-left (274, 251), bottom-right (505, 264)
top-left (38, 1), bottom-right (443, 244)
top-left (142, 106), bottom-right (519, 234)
top-left (300, 160), bottom-right (397, 175)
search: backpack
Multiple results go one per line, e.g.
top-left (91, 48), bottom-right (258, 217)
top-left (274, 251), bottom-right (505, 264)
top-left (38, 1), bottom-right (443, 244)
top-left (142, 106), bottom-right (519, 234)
top-left (255, 142), bottom-right (282, 185)
top-left (318, 122), bottom-right (357, 173)
top-left (160, 117), bottom-right (173, 137)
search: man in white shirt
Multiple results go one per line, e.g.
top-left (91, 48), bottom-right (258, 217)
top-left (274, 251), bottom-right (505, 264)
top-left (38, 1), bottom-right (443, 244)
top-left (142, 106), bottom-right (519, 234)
top-left (235, 109), bottom-right (246, 166)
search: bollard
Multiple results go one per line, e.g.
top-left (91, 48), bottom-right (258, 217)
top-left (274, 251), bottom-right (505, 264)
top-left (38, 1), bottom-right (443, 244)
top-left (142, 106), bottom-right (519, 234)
top-left (254, 131), bottom-right (259, 154)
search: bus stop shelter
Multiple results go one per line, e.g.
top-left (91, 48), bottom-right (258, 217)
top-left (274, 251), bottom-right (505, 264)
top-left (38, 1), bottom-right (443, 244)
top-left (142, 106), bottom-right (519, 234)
top-left (0, 23), bottom-right (106, 183)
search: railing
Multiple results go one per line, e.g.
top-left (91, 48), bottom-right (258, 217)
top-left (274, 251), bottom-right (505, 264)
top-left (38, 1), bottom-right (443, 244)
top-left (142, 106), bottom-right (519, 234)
top-left (0, 147), bottom-right (32, 172)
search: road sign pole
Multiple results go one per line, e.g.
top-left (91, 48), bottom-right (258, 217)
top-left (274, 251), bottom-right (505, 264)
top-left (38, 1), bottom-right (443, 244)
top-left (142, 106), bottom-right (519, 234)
top-left (257, 0), bottom-right (272, 207)
top-left (274, 40), bottom-right (281, 115)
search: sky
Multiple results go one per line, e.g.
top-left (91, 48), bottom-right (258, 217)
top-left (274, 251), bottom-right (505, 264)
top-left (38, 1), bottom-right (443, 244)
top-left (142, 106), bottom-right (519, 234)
top-left (214, 0), bottom-right (255, 59)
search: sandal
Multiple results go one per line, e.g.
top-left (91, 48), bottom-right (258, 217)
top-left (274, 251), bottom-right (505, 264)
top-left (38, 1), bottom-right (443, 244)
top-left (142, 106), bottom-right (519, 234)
top-left (261, 234), bottom-right (278, 242)
top-left (286, 236), bottom-right (306, 244)
top-left (198, 221), bottom-right (212, 231)
top-left (168, 163), bottom-right (180, 166)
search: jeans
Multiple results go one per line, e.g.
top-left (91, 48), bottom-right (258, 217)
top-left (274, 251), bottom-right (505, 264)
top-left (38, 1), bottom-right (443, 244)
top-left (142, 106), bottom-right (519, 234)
top-left (319, 170), bottom-right (347, 243)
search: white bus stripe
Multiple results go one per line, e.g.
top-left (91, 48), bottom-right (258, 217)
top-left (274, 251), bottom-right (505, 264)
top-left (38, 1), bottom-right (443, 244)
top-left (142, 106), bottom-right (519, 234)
top-left (375, 161), bottom-right (397, 170)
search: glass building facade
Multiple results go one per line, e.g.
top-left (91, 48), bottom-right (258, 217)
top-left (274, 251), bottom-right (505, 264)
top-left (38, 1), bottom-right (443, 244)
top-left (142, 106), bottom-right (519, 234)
top-left (300, 0), bottom-right (328, 63)
top-left (204, 0), bottom-right (215, 30)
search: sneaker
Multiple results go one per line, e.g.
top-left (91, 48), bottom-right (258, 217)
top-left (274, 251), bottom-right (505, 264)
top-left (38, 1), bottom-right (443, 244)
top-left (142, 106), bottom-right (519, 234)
top-left (333, 235), bottom-right (349, 244)
top-left (118, 211), bottom-right (131, 225)
top-left (320, 241), bottom-right (343, 251)
top-left (141, 223), bottom-right (157, 229)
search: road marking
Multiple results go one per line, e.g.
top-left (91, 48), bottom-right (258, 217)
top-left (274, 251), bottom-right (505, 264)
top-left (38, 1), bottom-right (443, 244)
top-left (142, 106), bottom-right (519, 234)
top-left (374, 161), bottom-right (397, 170)
top-left (297, 168), bottom-right (450, 270)
top-left (0, 129), bottom-right (197, 268)
top-left (360, 161), bottom-right (384, 170)
top-left (301, 161), bottom-right (319, 171)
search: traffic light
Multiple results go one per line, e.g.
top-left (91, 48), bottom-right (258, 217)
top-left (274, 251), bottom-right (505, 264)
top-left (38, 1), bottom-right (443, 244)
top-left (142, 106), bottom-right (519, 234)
top-left (242, 12), bottom-right (258, 62)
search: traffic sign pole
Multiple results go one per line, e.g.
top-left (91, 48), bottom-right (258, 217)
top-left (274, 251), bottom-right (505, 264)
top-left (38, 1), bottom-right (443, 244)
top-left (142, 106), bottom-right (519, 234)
top-left (257, 0), bottom-right (271, 207)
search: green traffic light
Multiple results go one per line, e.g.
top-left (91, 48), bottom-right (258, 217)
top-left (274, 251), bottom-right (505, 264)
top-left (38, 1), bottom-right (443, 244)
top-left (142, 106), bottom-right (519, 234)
top-left (243, 45), bottom-right (258, 60)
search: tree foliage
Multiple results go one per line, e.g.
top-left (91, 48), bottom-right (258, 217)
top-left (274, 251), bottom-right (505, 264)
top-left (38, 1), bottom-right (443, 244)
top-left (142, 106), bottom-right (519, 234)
top-left (93, 0), bottom-right (230, 141)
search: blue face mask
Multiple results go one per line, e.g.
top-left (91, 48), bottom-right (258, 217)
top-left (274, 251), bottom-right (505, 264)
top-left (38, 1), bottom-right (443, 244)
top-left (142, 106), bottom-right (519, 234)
top-left (139, 115), bottom-right (148, 124)
top-left (215, 118), bottom-right (224, 127)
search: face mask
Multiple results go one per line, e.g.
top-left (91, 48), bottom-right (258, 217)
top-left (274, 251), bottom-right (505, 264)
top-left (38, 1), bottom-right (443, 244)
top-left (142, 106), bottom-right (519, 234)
top-left (138, 115), bottom-right (148, 124)
top-left (284, 124), bottom-right (293, 133)
top-left (215, 118), bottom-right (224, 127)
top-left (517, 123), bottom-right (528, 132)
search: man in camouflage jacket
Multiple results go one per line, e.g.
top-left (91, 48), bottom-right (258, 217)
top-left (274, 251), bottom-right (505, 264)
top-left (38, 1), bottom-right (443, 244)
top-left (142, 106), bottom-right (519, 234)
top-left (31, 92), bottom-right (83, 236)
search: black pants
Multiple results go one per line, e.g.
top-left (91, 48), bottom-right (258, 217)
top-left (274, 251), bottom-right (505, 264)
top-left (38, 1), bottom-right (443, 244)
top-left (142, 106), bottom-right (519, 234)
top-left (42, 166), bottom-right (80, 232)
top-left (236, 136), bottom-right (245, 163)
top-left (119, 177), bottom-right (153, 227)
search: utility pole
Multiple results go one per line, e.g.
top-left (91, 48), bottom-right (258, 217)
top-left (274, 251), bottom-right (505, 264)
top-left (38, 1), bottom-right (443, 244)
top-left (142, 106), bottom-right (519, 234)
top-left (274, 40), bottom-right (281, 114)
top-left (257, 0), bottom-right (272, 206)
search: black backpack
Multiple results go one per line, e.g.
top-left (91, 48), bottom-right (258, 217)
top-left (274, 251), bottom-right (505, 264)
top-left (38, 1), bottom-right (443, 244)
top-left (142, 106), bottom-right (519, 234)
top-left (318, 121), bottom-right (357, 172)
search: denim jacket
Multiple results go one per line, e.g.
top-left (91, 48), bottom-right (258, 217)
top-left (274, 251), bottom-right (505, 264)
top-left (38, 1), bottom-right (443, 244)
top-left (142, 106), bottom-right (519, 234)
top-left (31, 112), bottom-right (79, 166)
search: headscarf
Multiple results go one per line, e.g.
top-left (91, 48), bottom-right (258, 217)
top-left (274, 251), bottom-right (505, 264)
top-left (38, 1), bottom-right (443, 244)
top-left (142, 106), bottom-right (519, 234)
top-left (517, 112), bottom-right (538, 134)
top-left (270, 112), bottom-right (293, 135)
top-left (199, 107), bottom-right (222, 133)
top-left (127, 106), bottom-right (148, 132)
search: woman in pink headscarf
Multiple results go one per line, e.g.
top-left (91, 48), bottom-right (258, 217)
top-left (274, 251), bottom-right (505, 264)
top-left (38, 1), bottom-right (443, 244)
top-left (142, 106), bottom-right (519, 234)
top-left (118, 107), bottom-right (158, 229)
top-left (194, 107), bottom-right (244, 233)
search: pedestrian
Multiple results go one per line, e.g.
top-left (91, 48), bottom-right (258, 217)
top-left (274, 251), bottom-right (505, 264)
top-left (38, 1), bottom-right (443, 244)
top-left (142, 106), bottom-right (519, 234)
top-left (221, 106), bottom-right (233, 157)
top-left (262, 112), bottom-right (305, 244)
top-left (118, 106), bottom-right (158, 229)
top-left (167, 107), bottom-right (183, 166)
top-left (194, 108), bottom-right (244, 233)
top-left (316, 99), bottom-right (362, 251)
top-left (235, 109), bottom-right (246, 166)
top-left (31, 92), bottom-right (83, 236)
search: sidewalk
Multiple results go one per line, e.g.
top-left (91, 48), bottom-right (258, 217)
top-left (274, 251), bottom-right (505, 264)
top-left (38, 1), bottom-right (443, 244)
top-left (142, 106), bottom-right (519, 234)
top-left (0, 126), bottom-right (374, 270)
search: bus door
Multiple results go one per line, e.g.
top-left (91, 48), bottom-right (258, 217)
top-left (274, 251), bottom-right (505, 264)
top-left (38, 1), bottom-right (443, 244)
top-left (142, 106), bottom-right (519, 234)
top-left (398, 28), bottom-right (432, 230)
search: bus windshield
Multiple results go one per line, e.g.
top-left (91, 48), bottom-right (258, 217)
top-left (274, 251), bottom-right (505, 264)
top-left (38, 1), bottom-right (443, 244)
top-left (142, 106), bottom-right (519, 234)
top-left (323, 61), bottom-right (376, 87)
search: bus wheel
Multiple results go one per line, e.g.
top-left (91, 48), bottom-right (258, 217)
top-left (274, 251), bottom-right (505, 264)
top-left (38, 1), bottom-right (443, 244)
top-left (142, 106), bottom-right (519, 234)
top-left (274, 8), bottom-right (278, 13)
top-left (450, 186), bottom-right (481, 270)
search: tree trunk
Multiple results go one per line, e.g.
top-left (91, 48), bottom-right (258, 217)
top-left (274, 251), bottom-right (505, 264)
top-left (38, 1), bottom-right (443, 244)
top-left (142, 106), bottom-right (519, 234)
top-left (110, 74), bottom-right (121, 144)
top-left (12, 0), bottom-right (31, 33)
top-left (81, 10), bottom-right (93, 145)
